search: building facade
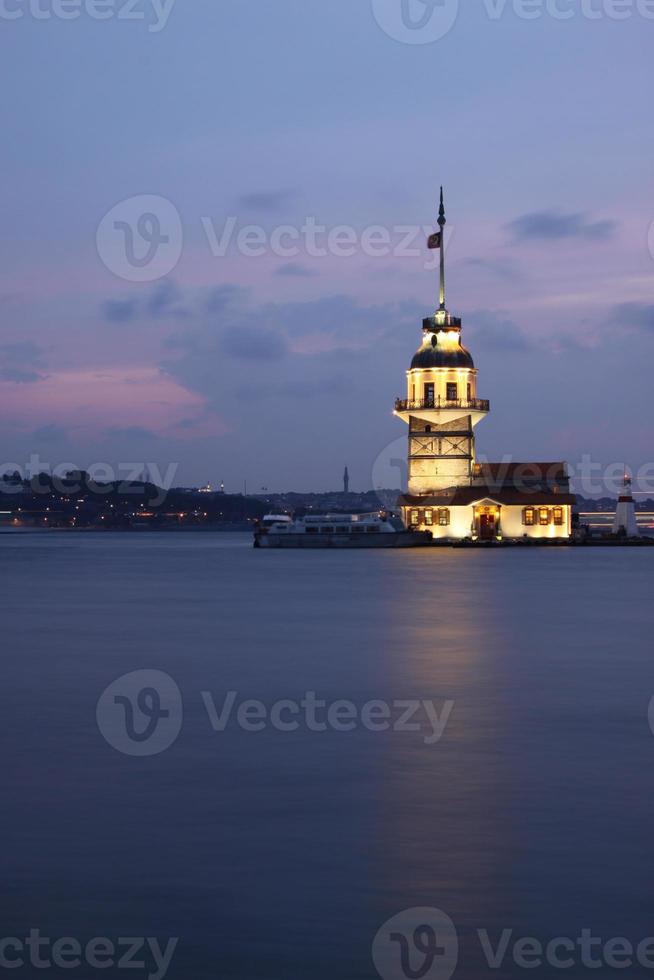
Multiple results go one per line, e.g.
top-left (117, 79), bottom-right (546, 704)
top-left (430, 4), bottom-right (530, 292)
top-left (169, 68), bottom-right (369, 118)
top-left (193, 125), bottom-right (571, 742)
top-left (395, 191), bottom-right (575, 541)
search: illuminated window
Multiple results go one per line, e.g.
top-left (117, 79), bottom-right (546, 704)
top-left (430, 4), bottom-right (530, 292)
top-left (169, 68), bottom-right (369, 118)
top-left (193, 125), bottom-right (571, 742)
top-left (539, 508), bottom-right (551, 526)
top-left (446, 383), bottom-right (458, 401)
top-left (553, 507), bottom-right (564, 526)
top-left (425, 510), bottom-right (434, 526)
top-left (439, 509), bottom-right (450, 526)
top-left (523, 508), bottom-right (535, 526)
top-left (410, 510), bottom-right (420, 526)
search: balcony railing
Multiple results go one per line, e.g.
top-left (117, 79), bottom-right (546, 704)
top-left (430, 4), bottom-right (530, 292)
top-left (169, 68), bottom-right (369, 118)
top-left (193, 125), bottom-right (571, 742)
top-left (395, 398), bottom-right (490, 413)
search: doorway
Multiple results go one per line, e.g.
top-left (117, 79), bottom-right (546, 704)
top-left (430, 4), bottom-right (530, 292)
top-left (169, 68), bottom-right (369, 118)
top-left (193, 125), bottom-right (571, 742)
top-left (478, 513), bottom-right (496, 540)
top-left (476, 506), bottom-right (499, 540)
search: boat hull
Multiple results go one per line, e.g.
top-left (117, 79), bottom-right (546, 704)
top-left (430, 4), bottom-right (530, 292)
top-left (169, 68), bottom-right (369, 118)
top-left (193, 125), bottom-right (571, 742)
top-left (255, 531), bottom-right (431, 549)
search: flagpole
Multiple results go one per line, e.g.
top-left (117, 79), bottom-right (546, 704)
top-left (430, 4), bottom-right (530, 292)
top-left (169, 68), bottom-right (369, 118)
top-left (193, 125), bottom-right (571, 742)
top-left (438, 186), bottom-right (446, 312)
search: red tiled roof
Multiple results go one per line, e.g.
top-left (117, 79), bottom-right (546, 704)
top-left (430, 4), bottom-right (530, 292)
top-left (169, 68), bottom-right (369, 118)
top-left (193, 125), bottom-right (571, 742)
top-left (399, 486), bottom-right (577, 507)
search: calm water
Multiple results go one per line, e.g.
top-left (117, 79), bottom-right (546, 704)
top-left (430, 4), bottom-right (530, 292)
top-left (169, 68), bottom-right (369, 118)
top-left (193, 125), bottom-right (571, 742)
top-left (2, 533), bottom-right (654, 979)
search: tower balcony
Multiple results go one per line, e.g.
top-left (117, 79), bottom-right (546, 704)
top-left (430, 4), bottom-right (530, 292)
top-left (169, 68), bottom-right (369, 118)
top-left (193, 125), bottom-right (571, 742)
top-left (395, 397), bottom-right (490, 413)
top-left (394, 396), bottom-right (490, 428)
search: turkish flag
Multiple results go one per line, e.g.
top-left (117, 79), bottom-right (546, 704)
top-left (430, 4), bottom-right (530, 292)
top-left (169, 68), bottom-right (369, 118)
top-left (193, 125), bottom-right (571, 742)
top-left (427, 231), bottom-right (442, 249)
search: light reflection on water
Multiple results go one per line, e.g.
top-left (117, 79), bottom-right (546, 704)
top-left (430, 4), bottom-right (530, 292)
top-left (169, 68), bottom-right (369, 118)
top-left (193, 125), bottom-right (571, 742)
top-left (2, 534), bottom-right (654, 979)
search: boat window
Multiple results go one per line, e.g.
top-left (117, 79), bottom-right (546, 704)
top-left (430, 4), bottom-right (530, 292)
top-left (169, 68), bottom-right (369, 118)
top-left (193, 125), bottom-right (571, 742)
top-left (366, 526), bottom-right (380, 533)
top-left (306, 527), bottom-right (319, 534)
top-left (320, 527), bottom-right (335, 534)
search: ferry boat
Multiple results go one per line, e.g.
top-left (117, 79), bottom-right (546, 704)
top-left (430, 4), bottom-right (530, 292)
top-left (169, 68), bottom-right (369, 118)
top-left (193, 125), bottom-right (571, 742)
top-left (254, 513), bottom-right (431, 549)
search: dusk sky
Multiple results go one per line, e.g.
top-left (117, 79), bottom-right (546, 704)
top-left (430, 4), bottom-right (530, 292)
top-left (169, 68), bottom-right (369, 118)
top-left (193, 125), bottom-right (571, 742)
top-left (1, 0), bottom-right (653, 493)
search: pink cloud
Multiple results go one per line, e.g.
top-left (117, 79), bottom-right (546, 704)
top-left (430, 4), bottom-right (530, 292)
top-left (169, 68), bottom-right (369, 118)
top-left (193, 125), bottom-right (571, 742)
top-left (0, 366), bottom-right (226, 441)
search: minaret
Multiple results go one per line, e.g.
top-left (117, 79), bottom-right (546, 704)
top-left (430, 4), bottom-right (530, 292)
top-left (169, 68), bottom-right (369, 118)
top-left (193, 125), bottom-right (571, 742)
top-left (613, 473), bottom-right (639, 537)
top-left (394, 190), bottom-right (490, 495)
top-left (343, 466), bottom-right (350, 495)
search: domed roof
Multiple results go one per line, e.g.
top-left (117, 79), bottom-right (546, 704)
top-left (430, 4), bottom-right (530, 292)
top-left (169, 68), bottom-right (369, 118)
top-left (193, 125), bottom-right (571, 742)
top-left (411, 345), bottom-right (475, 370)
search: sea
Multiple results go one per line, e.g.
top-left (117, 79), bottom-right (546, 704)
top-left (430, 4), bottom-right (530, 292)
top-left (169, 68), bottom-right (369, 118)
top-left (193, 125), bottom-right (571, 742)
top-left (2, 532), bottom-right (654, 980)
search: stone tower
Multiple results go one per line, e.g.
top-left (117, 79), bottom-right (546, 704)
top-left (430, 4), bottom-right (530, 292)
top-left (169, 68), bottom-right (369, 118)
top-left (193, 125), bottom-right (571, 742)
top-left (394, 190), bottom-right (489, 494)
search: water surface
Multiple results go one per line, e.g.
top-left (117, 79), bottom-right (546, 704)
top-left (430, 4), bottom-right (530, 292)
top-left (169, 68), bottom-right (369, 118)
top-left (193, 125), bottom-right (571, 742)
top-left (2, 534), bottom-right (654, 978)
